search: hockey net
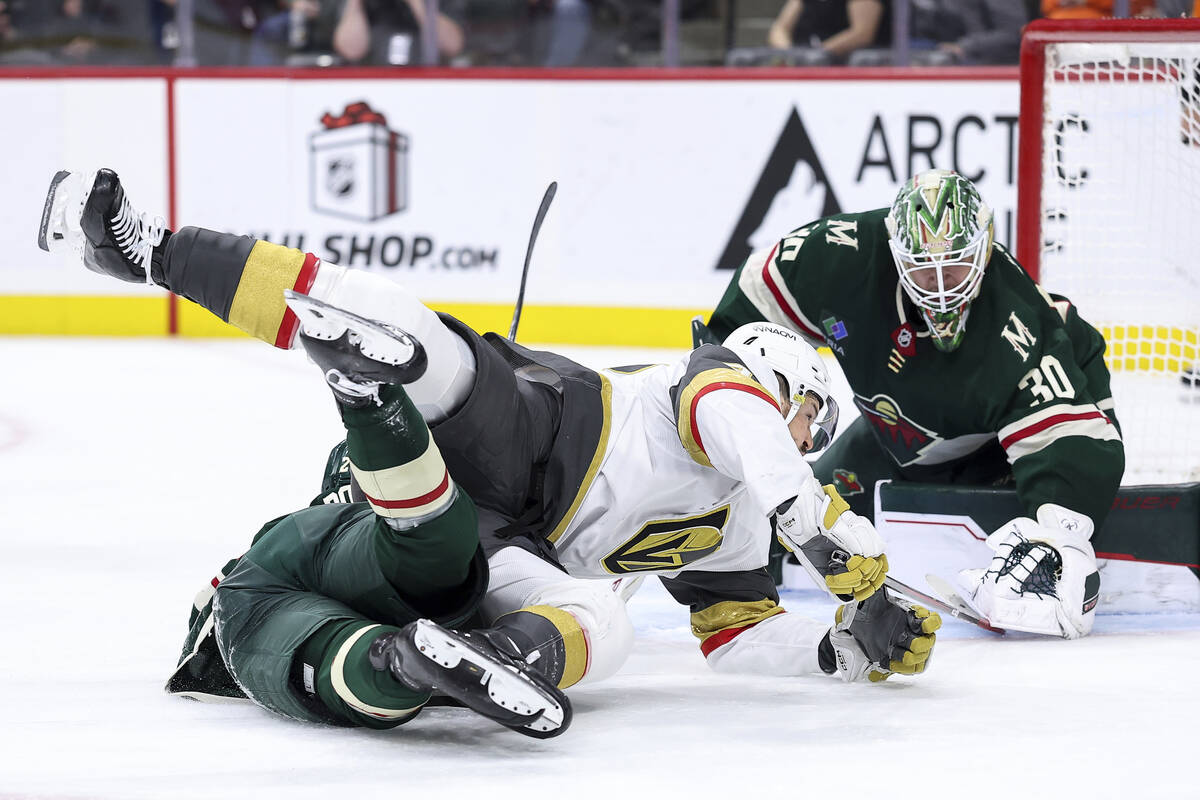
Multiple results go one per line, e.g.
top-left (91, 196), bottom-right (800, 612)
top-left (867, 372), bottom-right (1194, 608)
top-left (1018, 18), bottom-right (1200, 485)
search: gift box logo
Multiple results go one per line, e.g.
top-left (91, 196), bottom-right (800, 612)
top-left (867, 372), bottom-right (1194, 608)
top-left (309, 101), bottom-right (409, 223)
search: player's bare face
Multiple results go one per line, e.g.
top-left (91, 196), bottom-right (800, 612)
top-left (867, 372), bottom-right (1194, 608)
top-left (785, 396), bottom-right (821, 454)
top-left (909, 261), bottom-right (972, 294)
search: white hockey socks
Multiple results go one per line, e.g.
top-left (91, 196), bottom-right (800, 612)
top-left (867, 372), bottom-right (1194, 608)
top-left (307, 264), bottom-right (475, 422)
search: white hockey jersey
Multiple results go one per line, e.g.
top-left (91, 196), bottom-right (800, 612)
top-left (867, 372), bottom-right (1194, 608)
top-left (547, 349), bottom-right (814, 580)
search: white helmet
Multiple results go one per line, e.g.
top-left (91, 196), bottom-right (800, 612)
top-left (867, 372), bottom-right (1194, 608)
top-left (721, 322), bottom-right (839, 452)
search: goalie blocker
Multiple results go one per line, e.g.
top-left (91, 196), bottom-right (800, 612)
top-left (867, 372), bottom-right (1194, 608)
top-left (871, 480), bottom-right (1200, 637)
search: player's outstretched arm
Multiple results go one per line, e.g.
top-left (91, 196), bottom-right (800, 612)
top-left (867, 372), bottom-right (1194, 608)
top-left (773, 481), bottom-right (888, 601)
top-left (661, 570), bottom-right (939, 682)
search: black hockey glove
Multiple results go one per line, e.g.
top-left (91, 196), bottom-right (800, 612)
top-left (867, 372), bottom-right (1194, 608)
top-left (820, 587), bottom-right (941, 682)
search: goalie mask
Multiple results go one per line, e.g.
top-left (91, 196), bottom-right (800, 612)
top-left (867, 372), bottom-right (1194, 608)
top-left (722, 322), bottom-right (839, 453)
top-left (885, 169), bottom-right (994, 353)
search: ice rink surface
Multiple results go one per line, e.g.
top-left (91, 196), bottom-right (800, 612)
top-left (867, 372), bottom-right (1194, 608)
top-left (1, 337), bottom-right (1198, 800)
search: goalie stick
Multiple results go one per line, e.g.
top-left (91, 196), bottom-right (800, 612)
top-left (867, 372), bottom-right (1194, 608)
top-left (508, 181), bottom-right (558, 341)
top-left (883, 575), bottom-right (1005, 635)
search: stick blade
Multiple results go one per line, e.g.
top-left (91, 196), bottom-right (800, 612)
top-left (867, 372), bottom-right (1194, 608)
top-left (883, 575), bottom-right (1005, 635)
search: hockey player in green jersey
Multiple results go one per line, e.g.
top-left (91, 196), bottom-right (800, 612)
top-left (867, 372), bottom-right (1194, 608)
top-left (41, 169), bottom-right (575, 738)
top-left (174, 301), bottom-right (575, 737)
top-left (700, 169), bottom-right (1125, 639)
top-left (41, 167), bottom-right (942, 703)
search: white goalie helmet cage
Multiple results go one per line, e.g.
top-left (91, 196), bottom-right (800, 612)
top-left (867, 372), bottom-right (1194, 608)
top-left (721, 322), bottom-right (840, 453)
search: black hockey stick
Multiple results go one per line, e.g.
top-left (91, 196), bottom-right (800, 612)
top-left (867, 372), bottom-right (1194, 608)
top-left (884, 575), bottom-right (1005, 635)
top-left (508, 181), bottom-right (557, 341)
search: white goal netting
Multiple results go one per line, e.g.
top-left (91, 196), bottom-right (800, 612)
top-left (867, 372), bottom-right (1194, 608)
top-left (1038, 39), bottom-right (1200, 484)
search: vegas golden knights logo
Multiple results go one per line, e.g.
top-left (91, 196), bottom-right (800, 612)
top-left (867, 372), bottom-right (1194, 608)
top-left (602, 506), bottom-right (731, 574)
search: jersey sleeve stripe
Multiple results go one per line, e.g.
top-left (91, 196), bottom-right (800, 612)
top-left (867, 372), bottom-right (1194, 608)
top-left (733, 243), bottom-right (824, 342)
top-left (677, 369), bottom-right (780, 468)
top-left (761, 260), bottom-right (824, 340)
top-left (998, 404), bottom-right (1120, 460)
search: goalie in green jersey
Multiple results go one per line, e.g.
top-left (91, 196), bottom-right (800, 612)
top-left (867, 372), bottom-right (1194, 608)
top-left (700, 169), bottom-right (1125, 639)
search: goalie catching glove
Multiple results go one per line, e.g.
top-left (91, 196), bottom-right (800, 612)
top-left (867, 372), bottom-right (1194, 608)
top-left (959, 504), bottom-right (1100, 639)
top-left (772, 481), bottom-right (888, 601)
top-left (822, 587), bottom-right (941, 683)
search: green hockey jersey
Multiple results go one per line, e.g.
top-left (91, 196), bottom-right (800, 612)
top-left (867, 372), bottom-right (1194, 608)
top-left (180, 502), bottom-right (488, 726)
top-left (707, 208), bottom-right (1125, 527)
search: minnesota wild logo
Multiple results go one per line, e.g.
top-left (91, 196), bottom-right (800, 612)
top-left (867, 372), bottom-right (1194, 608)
top-left (853, 393), bottom-right (942, 466)
top-left (832, 469), bottom-right (864, 496)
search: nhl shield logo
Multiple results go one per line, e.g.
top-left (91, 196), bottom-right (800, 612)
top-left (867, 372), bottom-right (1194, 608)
top-left (892, 323), bottom-right (916, 357)
top-left (310, 101), bottom-right (409, 223)
top-left (326, 158), bottom-right (355, 198)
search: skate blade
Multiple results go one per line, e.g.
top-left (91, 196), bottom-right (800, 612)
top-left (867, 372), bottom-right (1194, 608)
top-left (284, 290), bottom-right (420, 366)
top-left (412, 620), bottom-right (568, 736)
top-left (38, 170), bottom-right (93, 254)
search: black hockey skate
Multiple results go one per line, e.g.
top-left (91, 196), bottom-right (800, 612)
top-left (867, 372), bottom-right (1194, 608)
top-left (283, 290), bottom-right (428, 407)
top-left (38, 168), bottom-right (169, 283)
top-left (370, 619), bottom-right (572, 739)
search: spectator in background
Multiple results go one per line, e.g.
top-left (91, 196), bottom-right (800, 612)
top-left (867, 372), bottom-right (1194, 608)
top-left (251, 0), bottom-right (464, 65)
top-left (1040, 0), bottom-right (1158, 18)
top-left (1155, 0), bottom-right (1197, 14)
top-left (911, 0), bottom-right (1027, 64)
top-left (464, 0), bottom-right (621, 67)
top-left (528, 0), bottom-right (593, 66)
top-left (151, 0), bottom-right (280, 64)
top-left (5, 0), bottom-right (153, 64)
top-left (0, 2), bottom-right (25, 58)
top-left (335, 0), bottom-right (465, 63)
top-left (767, 0), bottom-right (890, 62)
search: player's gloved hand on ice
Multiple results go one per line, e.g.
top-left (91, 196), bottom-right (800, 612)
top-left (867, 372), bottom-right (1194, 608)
top-left (822, 587), bottom-right (941, 683)
top-left (959, 504), bottom-right (1100, 639)
top-left (772, 481), bottom-right (888, 601)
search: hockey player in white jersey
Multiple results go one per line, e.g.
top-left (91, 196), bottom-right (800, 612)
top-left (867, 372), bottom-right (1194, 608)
top-left (42, 168), bottom-right (941, 698)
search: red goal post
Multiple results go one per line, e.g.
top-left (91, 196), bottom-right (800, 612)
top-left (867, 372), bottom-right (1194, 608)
top-left (1017, 17), bottom-right (1200, 484)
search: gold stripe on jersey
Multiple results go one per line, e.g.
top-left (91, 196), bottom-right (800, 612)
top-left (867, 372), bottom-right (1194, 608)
top-left (520, 605), bottom-right (589, 688)
top-left (227, 240), bottom-right (308, 345)
top-left (690, 599), bottom-right (785, 642)
top-left (676, 368), bottom-right (777, 468)
top-left (546, 374), bottom-right (614, 544)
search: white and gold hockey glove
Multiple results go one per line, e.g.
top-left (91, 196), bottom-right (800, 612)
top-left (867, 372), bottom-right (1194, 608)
top-left (959, 504), bottom-right (1100, 639)
top-left (824, 587), bottom-right (941, 683)
top-left (772, 482), bottom-right (888, 601)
